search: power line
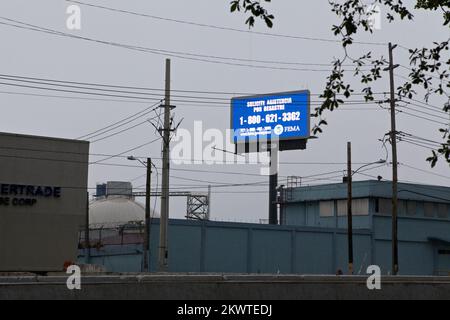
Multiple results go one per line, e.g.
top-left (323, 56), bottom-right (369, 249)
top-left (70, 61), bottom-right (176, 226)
top-left (399, 100), bottom-right (449, 117)
top-left (66, 0), bottom-right (387, 47)
top-left (0, 80), bottom-right (159, 101)
top-left (401, 163), bottom-right (450, 181)
top-left (398, 190), bottom-right (450, 203)
top-left (398, 109), bottom-right (449, 126)
top-left (0, 144), bottom-right (379, 166)
top-left (398, 104), bottom-right (449, 121)
top-left (0, 73), bottom-right (388, 97)
top-left (91, 137), bottom-right (163, 164)
top-left (0, 75), bottom-right (388, 107)
top-left (77, 101), bottom-right (162, 140)
top-left (398, 139), bottom-right (437, 151)
top-left (398, 132), bottom-right (444, 147)
top-left (0, 19), bottom-right (336, 73)
top-left (90, 117), bottom-right (157, 143)
top-left (0, 89), bottom-right (155, 105)
top-left (401, 96), bottom-right (448, 114)
top-left (398, 64), bottom-right (447, 82)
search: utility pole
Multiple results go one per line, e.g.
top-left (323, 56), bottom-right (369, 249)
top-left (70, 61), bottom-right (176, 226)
top-left (347, 142), bottom-right (353, 275)
top-left (159, 58), bottom-right (171, 272)
top-left (85, 192), bottom-right (90, 263)
top-left (388, 42), bottom-right (399, 275)
top-left (269, 145), bottom-right (278, 225)
top-left (143, 158), bottom-right (152, 273)
top-left (207, 185), bottom-right (211, 221)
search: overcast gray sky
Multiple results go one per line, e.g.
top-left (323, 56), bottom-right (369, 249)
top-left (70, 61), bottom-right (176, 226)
top-left (0, 0), bottom-right (448, 222)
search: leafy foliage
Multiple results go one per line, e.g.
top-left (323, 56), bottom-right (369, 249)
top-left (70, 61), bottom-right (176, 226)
top-left (322, 0), bottom-right (449, 167)
top-left (230, 0), bottom-right (274, 28)
top-left (230, 0), bottom-right (450, 167)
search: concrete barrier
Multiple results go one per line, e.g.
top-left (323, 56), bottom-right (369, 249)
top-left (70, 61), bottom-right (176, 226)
top-left (0, 274), bottom-right (449, 300)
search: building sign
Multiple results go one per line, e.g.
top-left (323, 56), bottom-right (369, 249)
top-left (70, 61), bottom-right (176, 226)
top-left (0, 183), bottom-right (61, 207)
top-left (231, 90), bottom-right (311, 144)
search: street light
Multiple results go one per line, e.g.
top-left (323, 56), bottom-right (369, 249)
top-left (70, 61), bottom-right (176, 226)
top-left (128, 156), bottom-right (153, 273)
top-left (346, 141), bottom-right (386, 275)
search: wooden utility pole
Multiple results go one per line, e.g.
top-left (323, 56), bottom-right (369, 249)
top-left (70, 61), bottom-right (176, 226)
top-left (159, 59), bottom-right (171, 272)
top-left (388, 42), bottom-right (399, 275)
top-left (347, 142), bottom-right (354, 275)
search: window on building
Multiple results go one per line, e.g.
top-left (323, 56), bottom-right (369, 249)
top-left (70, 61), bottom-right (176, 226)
top-left (406, 201), bottom-right (417, 216)
top-left (337, 199), bottom-right (369, 216)
top-left (424, 202), bottom-right (435, 218)
top-left (378, 198), bottom-right (392, 216)
top-left (437, 204), bottom-right (448, 219)
top-left (319, 201), bottom-right (334, 217)
top-left (398, 200), bottom-right (407, 216)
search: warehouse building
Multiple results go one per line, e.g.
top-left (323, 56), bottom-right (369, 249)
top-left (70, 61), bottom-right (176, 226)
top-left (79, 180), bottom-right (450, 276)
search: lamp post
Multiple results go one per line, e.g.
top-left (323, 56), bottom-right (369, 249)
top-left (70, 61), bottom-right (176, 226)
top-left (345, 145), bottom-right (386, 275)
top-left (128, 156), bottom-right (153, 273)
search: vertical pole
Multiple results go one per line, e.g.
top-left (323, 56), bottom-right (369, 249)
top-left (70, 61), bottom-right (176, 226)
top-left (85, 192), bottom-right (90, 263)
top-left (269, 146), bottom-right (278, 225)
top-left (347, 142), bottom-right (353, 275)
top-left (159, 59), bottom-right (171, 272)
top-left (143, 158), bottom-right (152, 273)
top-left (207, 185), bottom-right (211, 220)
top-left (388, 42), bottom-right (399, 275)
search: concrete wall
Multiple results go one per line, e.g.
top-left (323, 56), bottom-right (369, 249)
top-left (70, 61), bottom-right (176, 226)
top-left (0, 132), bottom-right (89, 272)
top-left (1, 275), bottom-right (450, 300)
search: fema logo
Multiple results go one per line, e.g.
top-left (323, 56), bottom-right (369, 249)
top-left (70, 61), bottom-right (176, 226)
top-left (273, 125), bottom-right (284, 136)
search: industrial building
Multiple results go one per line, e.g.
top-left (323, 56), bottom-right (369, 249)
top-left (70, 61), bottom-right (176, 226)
top-left (78, 180), bottom-right (450, 276)
top-left (0, 132), bottom-right (89, 272)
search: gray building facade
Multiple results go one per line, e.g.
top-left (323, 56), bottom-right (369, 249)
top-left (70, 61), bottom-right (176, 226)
top-left (0, 132), bottom-right (89, 272)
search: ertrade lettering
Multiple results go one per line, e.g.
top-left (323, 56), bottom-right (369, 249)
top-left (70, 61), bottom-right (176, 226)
top-left (0, 184), bottom-right (62, 207)
top-left (0, 184), bottom-right (61, 198)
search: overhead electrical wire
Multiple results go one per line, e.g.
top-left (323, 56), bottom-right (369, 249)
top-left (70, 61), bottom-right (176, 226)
top-left (66, 0), bottom-right (388, 46)
top-left (0, 73), bottom-right (390, 105)
top-left (398, 64), bottom-right (448, 82)
top-left (401, 96), bottom-right (448, 114)
top-left (0, 16), bottom-right (390, 74)
top-left (0, 74), bottom-right (392, 107)
top-left (400, 163), bottom-right (450, 181)
top-left (398, 109), bottom-right (449, 126)
top-left (0, 89), bottom-right (156, 105)
top-left (398, 138), bottom-right (438, 151)
top-left (0, 73), bottom-right (389, 97)
top-left (91, 137), bottom-right (163, 164)
top-left (398, 104), bottom-right (450, 121)
top-left (77, 101), bottom-right (162, 140)
top-left (89, 117), bottom-right (158, 144)
top-left (399, 100), bottom-right (449, 117)
top-left (398, 132), bottom-right (444, 147)
top-left (0, 18), bottom-right (337, 72)
top-left (0, 145), bottom-right (380, 166)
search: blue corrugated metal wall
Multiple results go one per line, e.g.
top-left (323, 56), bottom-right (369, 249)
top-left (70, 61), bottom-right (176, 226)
top-left (79, 219), bottom-right (373, 275)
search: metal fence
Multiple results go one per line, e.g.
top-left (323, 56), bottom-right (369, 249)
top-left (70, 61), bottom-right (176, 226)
top-left (79, 222), bottom-right (145, 249)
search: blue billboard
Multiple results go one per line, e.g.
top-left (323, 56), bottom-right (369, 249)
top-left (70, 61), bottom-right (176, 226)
top-left (231, 90), bottom-right (310, 144)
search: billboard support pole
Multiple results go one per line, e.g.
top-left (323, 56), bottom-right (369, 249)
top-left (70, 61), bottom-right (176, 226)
top-left (269, 144), bottom-right (278, 225)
